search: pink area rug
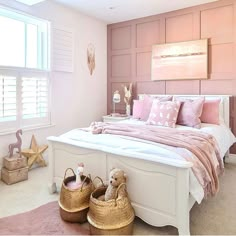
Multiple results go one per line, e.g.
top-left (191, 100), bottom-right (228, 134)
top-left (0, 201), bottom-right (90, 235)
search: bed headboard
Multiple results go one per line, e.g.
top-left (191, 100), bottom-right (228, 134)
top-left (138, 94), bottom-right (231, 128)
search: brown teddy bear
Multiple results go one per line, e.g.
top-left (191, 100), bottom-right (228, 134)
top-left (97, 168), bottom-right (127, 201)
top-left (104, 168), bottom-right (127, 201)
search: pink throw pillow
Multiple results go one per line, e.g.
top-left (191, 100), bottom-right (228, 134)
top-left (146, 100), bottom-right (181, 128)
top-left (132, 100), bottom-right (143, 119)
top-left (200, 99), bottom-right (221, 125)
top-left (140, 95), bottom-right (154, 121)
top-left (176, 97), bottom-right (205, 129)
top-left (140, 95), bottom-right (173, 121)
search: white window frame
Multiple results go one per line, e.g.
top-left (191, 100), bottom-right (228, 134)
top-left (0, 5), bottom-right (50, 71)
top-left (0, 6), bottom-right (51, 134)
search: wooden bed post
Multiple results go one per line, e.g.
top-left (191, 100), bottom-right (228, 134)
top-left (176, 168), bottom-right (190, 235)
top-left (48, 139), bottom-right (57, 194)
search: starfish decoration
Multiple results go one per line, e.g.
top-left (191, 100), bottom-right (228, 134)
top-left (21, 135), bottom-right (48, 169)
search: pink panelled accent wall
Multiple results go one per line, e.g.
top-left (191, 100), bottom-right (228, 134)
top-left (107, 0), bottom-right (236, 152)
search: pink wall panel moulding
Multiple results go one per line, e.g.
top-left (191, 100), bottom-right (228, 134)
top-left (209, 44), bottom-right (234, 73)
top-left (136, 20), bottom-right (160, 47)
top-left (111, 54), bottom-right (131, 78)
top-left (136, 81), bottom-right (165, 94)
top-left (136, 52), bottom-right (152, 77)
top-left (111, 26), bottom-right (131, 50)
top-left (166, 80), bottom-right (200, 95)
top-left (200, 5), bottom-right (234, 44)
top-left (200, 79), bottom-right (234, 95)
top-left (107, 0), bottom-right (236, 151)
top-left (165, 13), bottom-right (194, 43)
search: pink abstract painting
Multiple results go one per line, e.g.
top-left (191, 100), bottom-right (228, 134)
top-left (152, 39), bottom-right (208, 80)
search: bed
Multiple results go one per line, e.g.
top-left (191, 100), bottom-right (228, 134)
top-left (47, 94), bottom-right (235, 235)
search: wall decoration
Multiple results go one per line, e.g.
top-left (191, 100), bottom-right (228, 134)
top-left (87, 43), bottom-right (95, 75)
top-left (151, 39), bottom-right (208, 80)
top-left (8, 129), bottom-right (22, 158)
top-left (21, 135), bottom-right (48, 169)
top-left (123, 83), bottom-right (132, 116)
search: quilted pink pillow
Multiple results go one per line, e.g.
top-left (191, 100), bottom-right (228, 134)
top-left (147, 100), bottom-right (181, 128)
top-left (200, 99), bottom-right (221, 125)
top-left (140, 95), bottom-right (173, 121)
top-left (132, 100), bottom-right (143, 119)
top-left (176, 97), bottom-right (205, 128)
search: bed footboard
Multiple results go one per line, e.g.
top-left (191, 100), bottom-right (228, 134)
top-left (48, 138), bottom-right (192, 235)
top-left (107, 155), bottom-right (191, 235)
top-left (48, 139), bottom-right (107, 193)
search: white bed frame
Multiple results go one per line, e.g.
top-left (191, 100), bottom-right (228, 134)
top-left (47, 95), bottom-right (231, 235)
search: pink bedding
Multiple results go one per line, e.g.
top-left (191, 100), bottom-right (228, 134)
top-left (88, 122), bottom-right (223, 197)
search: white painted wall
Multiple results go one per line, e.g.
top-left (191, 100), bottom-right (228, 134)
top-left (0, 0), bottom-right (107, 166)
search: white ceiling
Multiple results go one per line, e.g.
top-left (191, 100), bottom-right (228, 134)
top-left (53, 0), bottom-right (219, 24)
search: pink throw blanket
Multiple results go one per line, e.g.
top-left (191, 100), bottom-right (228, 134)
top-left (88, 122), bottom-right (223, 197)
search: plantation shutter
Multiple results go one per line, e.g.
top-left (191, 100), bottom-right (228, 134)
top-left (21, 76), bottom-right (49, 127)
top-left (0, 75), bottom-right (17, 132)
top-left (0, 75), bottom-right (17, 122)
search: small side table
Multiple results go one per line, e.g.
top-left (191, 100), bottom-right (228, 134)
top-left (102, 115), bottom-right (129, 122)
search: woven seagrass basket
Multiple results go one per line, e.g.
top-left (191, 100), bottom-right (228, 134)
top-left (87, 180), bottom-right (135, 235)
top-left (58, 168), bottom-right (93, 223)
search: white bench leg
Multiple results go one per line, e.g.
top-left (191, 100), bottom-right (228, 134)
top-left (177, 168), bottom-right (191, 235)
top-left (48, 182), bottom-right (57, 194)
top-left (177, 216), bottom-right (190, 235)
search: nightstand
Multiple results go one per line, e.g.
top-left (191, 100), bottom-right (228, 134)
top-left (102, 115), bottom-right (129, 122)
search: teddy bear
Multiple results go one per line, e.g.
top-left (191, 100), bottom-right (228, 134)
top-left (104, 168), bottom-right (127, 201)
top-left (97, 168), bottom-right (127, 201)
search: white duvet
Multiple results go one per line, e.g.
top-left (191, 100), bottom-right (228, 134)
top-left (60, 119), bottom-right (236, 203)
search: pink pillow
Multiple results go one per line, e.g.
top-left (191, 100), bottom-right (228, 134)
top-left (146, 100), bottom-right (181, 128)
top-left (140, 95), bottom-right (173, 121)
top-left (132, 100), bottom-right (143, 119)
top-left (176, 97), bottom-right (205, 128)
top-left (200, 99), bottom-right (221, 125)
top-left (140, 95), bottom-right (154, 121)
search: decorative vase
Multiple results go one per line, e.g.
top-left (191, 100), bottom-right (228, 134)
top-left (126, 105), bottom-right (131, 116)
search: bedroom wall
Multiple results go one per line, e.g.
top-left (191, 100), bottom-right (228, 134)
top-left (107, 0), bottom-right (236, 153)
top-left (0, 0), bottom-right (107, 166)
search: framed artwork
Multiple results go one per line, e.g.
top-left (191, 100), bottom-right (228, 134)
top-left (151, 39), bottom-right (208, 80)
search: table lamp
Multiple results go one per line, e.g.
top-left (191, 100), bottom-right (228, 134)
top-left (112, 90), bottom-right (121, 114)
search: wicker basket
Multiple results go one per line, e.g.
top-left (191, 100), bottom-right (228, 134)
top-left (87, 181), bottom-right (135, 235)
top-left (3, 155), bottom-right (27, 171)
top-left (58, 168), bottom-right (93, 223)
top-left (1, 166), bottom-right (28, 185)
top-left (59, 207), bottom-right (89, 223)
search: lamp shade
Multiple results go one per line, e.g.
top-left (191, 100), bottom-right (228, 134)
top-left (113, 91), bottom-right (120, 103)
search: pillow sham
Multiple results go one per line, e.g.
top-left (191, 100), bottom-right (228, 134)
top-left (139, 95), bottom-right (154, 121)
top-left (200, 99), bottom-right (221, 125)
top-left (139, 95), bottom-right (172, 121)
top-left (146, 100), bottom-right (181, 128)
top-left (175, 97), bottom-right (205, 129)
top-left (132, 100), bottom-right (143, 119)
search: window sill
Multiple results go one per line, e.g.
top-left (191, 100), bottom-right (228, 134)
top-left (0, 123), bottom-right (56, 136)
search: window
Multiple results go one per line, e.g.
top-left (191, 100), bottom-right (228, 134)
top-left (0, 7), bottom-right (49, 70)
top-left (0, 7), bottom-right (50, 133)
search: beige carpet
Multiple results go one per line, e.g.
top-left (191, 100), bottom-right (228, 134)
top-left (0, 162), bottom-right (236, 235)
top-left (190, 162), bottom-right (236, 235)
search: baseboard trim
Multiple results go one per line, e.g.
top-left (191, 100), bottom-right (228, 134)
top-left (227, 154), bottom-right (236, 164)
